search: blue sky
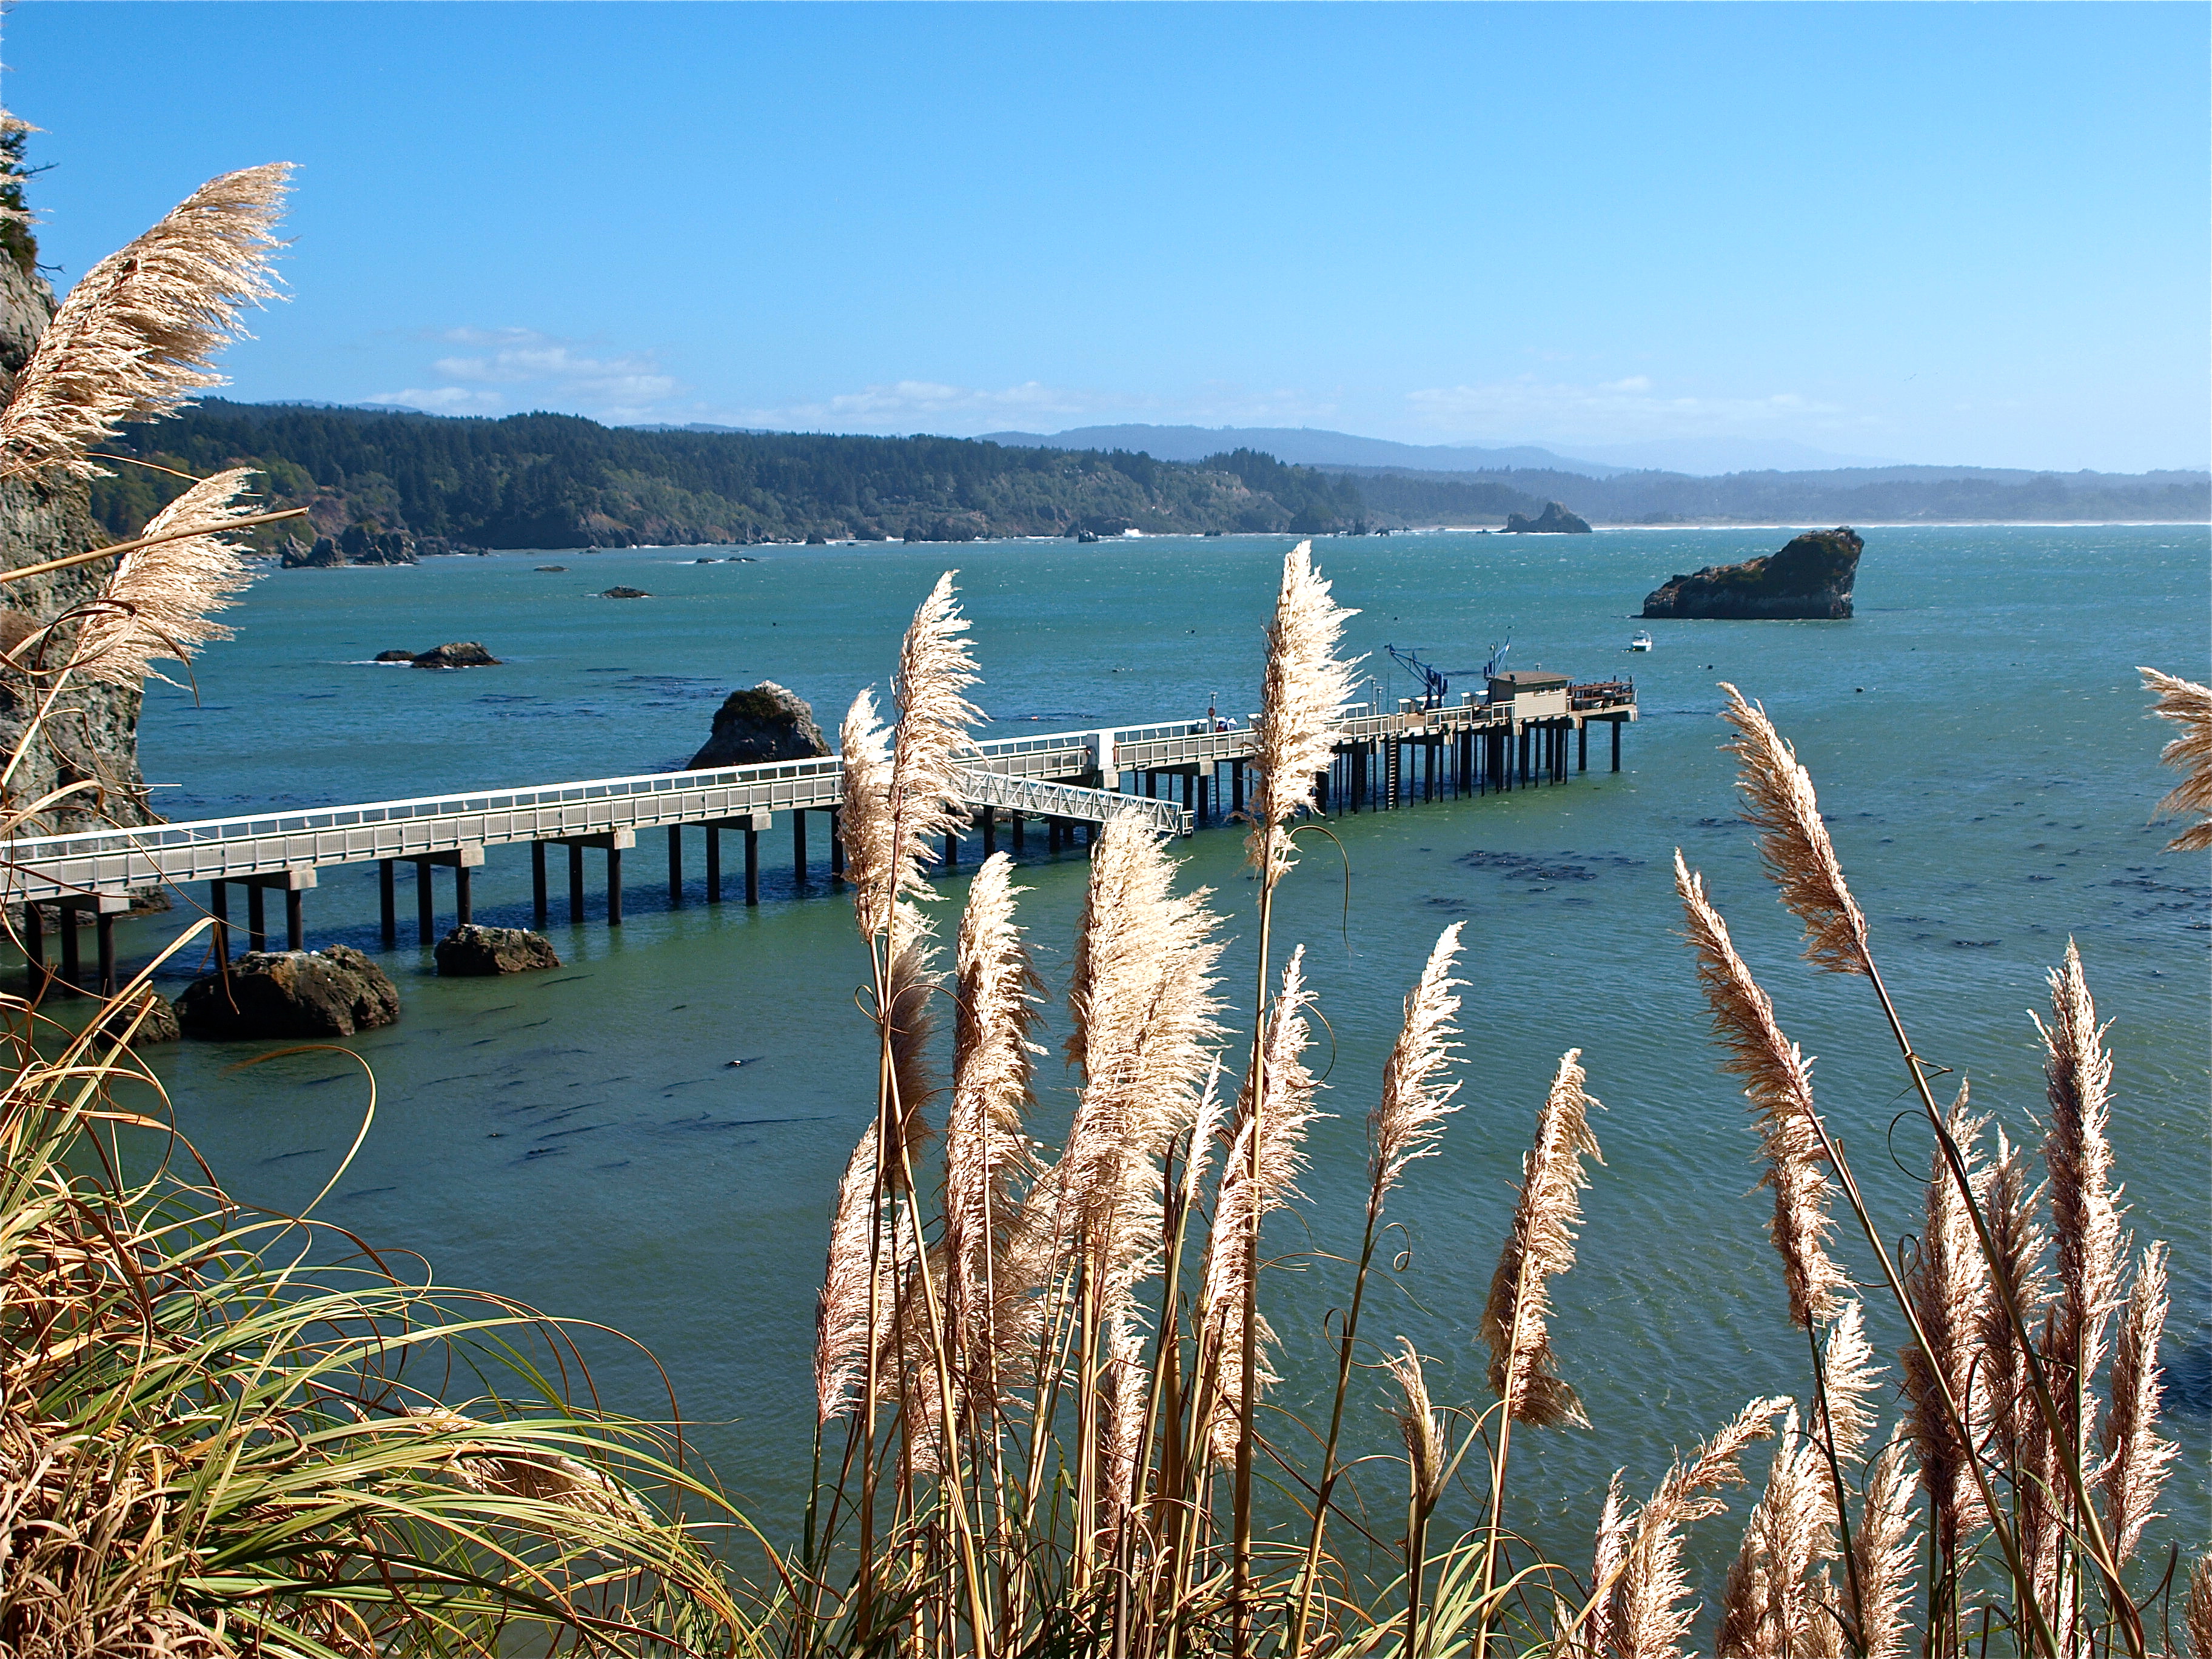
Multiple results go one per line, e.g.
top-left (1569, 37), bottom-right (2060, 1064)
top-left (5, 2), bottom-right (2205, 472)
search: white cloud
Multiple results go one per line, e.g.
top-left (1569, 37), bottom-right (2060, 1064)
top-left (731, 378), bottom-right (1339, 435)
top-left (1405, 375), bottom-right (1846, 444)
top-left (370, 327), bottom-right (682, 424)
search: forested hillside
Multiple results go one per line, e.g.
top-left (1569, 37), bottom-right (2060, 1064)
top-left (90, 403), bottom-right (1365, 550)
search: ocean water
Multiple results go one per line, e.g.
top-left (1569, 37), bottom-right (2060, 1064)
top-left (102, 525), bottom-right (2209, 1583)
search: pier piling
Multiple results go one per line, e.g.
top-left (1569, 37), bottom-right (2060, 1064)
top-left (380, 860), bottom-right (398, 946)
top-left (668, 826), bottom-right (683, 908)
top-left (793, 810), bottom-right (808, 885)
top-left (531, 845), bottom-right (548, 927)
top-left (706, 828), bottom-right (722, 903)
top-left (569, 845), bottom-right (585, 923)
top-left (1612, 719), bottom-right (1622, 772)
top-left (745, 827), bottom-right (760, 905)
top-left (21, 903), bottom-right (41, 990)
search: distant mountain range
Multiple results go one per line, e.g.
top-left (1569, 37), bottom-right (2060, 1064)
top-left (977, 424), bottom-right (1635, 476)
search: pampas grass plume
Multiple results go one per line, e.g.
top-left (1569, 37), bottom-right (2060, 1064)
top-left (2034, 939), bottom-right (2123, 1440)
top-left (75, 466), bottom-right (259, 686)
top-left (2139, 666), bottom-right (2212, 851)
top-left (0, 164), bottom-right (290, 480)
top-left (2100, 1240), bottom-right (2176, 1562)
top-left (815, 1122), bottom-right (881, 1421)
top-left (1370, 922), bottom-right (1466, 1201)
top-left (1382, 1337), bottom-right (1446, 1512)
top-left (1717, 683), bottom-right (1869, 974)
top-left (1244, 540), bottom-right (1359, 882)
top-left (1481, 1047), bottom-right (1601, 1428)
top-left (1675, 851), bottom-right (1849, 1327)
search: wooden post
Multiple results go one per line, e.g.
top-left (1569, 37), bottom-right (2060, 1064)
top-left (1518, 726), bottom-right (1530, 786)
top-left (944, 830), bottom-right (959, 870)
top-left (380, 860), bottom-right (398, 946)
top-left (532, 845), bottom-right (548, 927)
top-left (745, 828), bottom-right (760, 905)
top-left (286, 888), bottom-right (304, 951)
top-left (793, 809), bottom-right (807, 885)
top-left (1011, 812), bottom-right (1025, 854)
top-left (569, 844), bottom-right (586, 923)
top-left (706, 829), bottom-right (722, 903)
top-left (59, 908), bottom-right (79, 987)
top-left (669, 825), bottom-right (684, 907)
top-left (1049, 817), bottom-right (1064, 853)
top-left (1578, 721), bottom-right (1589, 773)
top-left (1612, 719), bottom-right (1622, 773)
top-left (982, 810), bottom-right (996, 854)
top-left (455, 865), bottom-right (472, 925)
top-left (1232, 760), bottom-right (1245, 817)
top-left (247, 884), bottom-right (268, 953)
top-left (1316, 767), bottom-right (1330, 814)
top-left (209, 883), bottom-right (228, 966)
top-left (415, 862), bottom-right (434, 947)
top-left (606, 846), bottom-right (623, 927)
top-left (830, 810), bottom-right (845, 879)
top-left (96, 912), bottom-right (116, 995)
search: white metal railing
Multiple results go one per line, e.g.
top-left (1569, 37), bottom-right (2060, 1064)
top-left (1, 685), bottom-right (1629, 900)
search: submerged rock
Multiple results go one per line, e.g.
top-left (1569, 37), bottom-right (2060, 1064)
top-left (177, 945), bottom-right (401, 1039)
top-left (374, 649), bottom-right (416, 663)
top-left (1503, 501), bottom-right (1593, 534)
top-left (435, 924), bottom-right (561, 976)
top-left (1641, 526), bottom-right (1864, 620)
top-left (535, 564), bottom-right (568, 572)
top-left (686, 680), bottom-right (830, 768)
top-left (99, 989), bottom-right (180, 1045)
top-left (412, 641), bottom-right (501, 668)
top-left (598, 586), bottom-right (652, 599)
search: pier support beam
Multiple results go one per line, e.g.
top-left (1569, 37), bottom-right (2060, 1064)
top-left (400, 850), bottom-right (480, 945)
top-left (1578, 721), bottom-right (1588, 773)
top-left (531, 845), bottom-right (547, 927)
top-left (668, 826), bottom-right (684, 908)
top-left (706, 829), bottom-right (722, 902)
top-left (982, 809), bottom-right (996, 855)
top-left (793, 809), bottom-right (808, 885)
top-left (210, 868), bottom-right (316, 956)
top-left (746, 828), bottom-right (760, 904)
top-left (831, 810), bottom-right (845, 880)
top-left (1612, 719), bottom-right (1622, 773)
top-left (541, 831), bottom-right (632, 927)
top-left (1232, 761), bottom-right (1245, 818)
top-left (381, 860), bottom-right (398, 946)
top-left (1011, 812), bottom-right (1025, 854)
top-left (43, 894), bottom-right (129, 993)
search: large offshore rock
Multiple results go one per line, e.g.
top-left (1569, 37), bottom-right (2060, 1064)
top-left (1503, 501), bottom-right (1593, 534)
top-left (435, 924), bottom-right (561, 976)
top-left (412, 641), bottom-right (501, 668)
top-left (686, 680), bottom-right (830, 768)
top-left (1641, 526), bottom-right (1864, 620)
top-left (177, 946), bottom-right (401, 1039)
top-left (99, 990), bottom-right (181, 1045)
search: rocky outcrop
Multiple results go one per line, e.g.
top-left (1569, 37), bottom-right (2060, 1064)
top-left (1641, 526), bottom-right (1863, 620)
top-left (686, 681), bottom-right (830, 768)
top-left (99, 989), bottom-right (181, 1045)
top-left (434, 924), bottom-right (560, 976)
top-left (534, 565), bottom-right (567, 572)
top-left (1503, 501), bottom-right (1593, 534)
top-left (598, 586), bottom-right (651, 599)
top-left (410, 642), bottom-right (500, 668)
top-left (283, 526), bottom-right (415, 567)
top-left (0, 255), bottom-right (156, 837)
top-left (176, 945), bottom-right (401, 1039)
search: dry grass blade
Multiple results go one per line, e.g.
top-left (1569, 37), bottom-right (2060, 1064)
top-left (0, 163), bottom-right (290, 480)
top-left (1717, 683), bottom-right (1869, 974)
top-left (73, 466), bottom-right (260, 686)
top-left (816, 1121), bottom-right (882, 1421)
top-left (1370, 921), bottom-right (1466, 1201)
top-left (1481, 1048), bottom-right (1602, 1427)
top-left (2034, 939), bottom-right (2123, 1452)
top-left (2099, 1240), bottom-right (2175, 1563)
top-left (1899, 1082), bottom-right (1992, 1560)
top-left (2138, 666), bottom-right (2212, 851)
top-left (1244, 539), bottom-right (1360, 882)
top-left (1614, 1396), bottom-right (1790, 1659)
top-left (1674, 852), bottom-right (1849, 1327)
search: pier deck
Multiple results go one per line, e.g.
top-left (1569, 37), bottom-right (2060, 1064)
top-left (2, 677), bottom-right (1632, 981)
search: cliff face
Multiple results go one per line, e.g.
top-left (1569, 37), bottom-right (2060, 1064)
top-left (1641, 526), bottom-right (1864, 621)
top-left (0, 261), bottom-right (155, 835)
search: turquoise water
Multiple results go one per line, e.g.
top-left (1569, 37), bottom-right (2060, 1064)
top-left (109, 525), bottom-right (2208, 1580)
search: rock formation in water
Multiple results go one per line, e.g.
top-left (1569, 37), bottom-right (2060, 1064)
top-left (686, 681), bottom-right (830, 769)
top-left (0, 244), bottom-right (156, 836)
top-left (1640, 526), bottom-right (1864, 620)
top-left (410, 642), bottom-right (500, 668)
top-left (1503, 501), bottom-right (1593, 534)
top-left (176, 945), bottom-right (401, 1039)
top-left (598, 586), bottom-right (651, 600)
top-left (99, 989), bottom-right (181, 1045)
top-left (434, 923), bottom-right (561, 976)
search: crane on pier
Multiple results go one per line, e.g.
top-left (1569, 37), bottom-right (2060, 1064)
top-left (1386, 644), bottom-right (1455, 710)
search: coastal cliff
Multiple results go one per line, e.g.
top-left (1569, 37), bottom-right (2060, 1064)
top-left (0, 250), bottom-right (155, 835)
top-left (1641, 526), bottom-right (1863, 620)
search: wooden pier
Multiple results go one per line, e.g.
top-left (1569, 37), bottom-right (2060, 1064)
top-left (4, 674), bottom-right (1633, 989)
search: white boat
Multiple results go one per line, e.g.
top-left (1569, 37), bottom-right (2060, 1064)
top-left (1628, 631), bottom-right (1654, 652)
